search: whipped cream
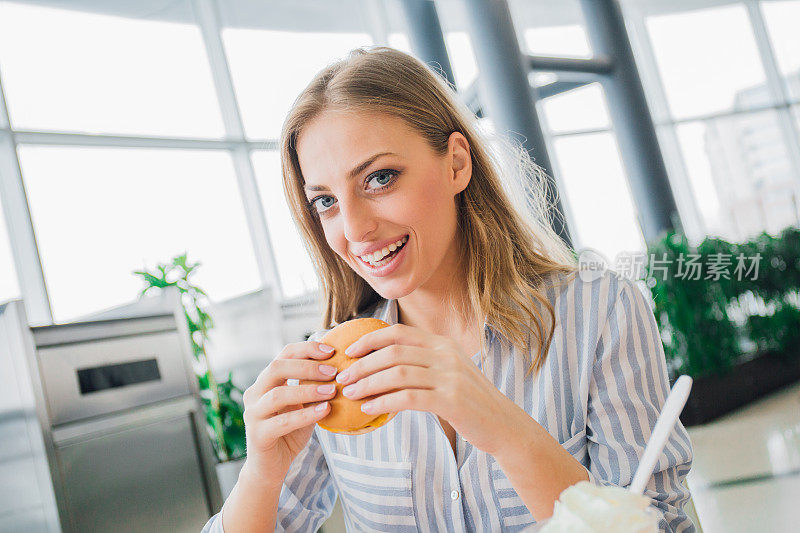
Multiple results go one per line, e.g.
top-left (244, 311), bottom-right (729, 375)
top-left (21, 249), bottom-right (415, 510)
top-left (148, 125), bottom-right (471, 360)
top-left (538, 481), bottom-right (659, 533)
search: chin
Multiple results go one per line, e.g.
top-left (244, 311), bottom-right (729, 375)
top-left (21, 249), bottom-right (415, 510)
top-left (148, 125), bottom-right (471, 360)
top-left (370, 282), bottom-right (413, 301)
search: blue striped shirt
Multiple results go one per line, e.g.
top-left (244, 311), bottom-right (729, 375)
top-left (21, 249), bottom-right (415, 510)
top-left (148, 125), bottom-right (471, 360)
top-left (201, 269), bottom-right (695, 532)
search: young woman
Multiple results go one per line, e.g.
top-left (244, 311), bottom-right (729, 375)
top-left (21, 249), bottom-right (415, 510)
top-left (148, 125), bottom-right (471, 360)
top-left (202, 47), bottom-right (694, 533)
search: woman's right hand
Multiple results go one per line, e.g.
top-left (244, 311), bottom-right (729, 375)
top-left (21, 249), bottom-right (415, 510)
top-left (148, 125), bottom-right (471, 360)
top-left (239, 339), bottom-right (338, 485)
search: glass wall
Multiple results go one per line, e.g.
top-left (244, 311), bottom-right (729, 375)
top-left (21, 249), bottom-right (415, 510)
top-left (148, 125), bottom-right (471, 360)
top-left (625, 0), bottom-right (800, 242)
top-left (508, 0), bottom-right (648, 262)
top-left (16, 145), bottom-right (260, 322)
top-left (0, 1), bottom-right (224, 137)
top-left (2, 0), bottom-right (798, 320)
top-left (0, 0), bottom-right (376, 321)
top-left (217, 0), bottom-right (374, 298)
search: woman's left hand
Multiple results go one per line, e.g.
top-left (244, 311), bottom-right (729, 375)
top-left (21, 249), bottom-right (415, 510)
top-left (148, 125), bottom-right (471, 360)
top-left (335, 323), bottom-right (518, 455)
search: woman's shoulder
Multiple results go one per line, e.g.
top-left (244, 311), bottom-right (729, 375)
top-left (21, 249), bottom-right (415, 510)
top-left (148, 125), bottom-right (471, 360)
top-left (543, 267), bottom-right (650, 323)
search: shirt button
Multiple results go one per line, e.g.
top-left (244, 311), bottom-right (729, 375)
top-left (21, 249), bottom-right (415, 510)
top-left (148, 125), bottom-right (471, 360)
top-left (451, 489), bottom-right (460, 500)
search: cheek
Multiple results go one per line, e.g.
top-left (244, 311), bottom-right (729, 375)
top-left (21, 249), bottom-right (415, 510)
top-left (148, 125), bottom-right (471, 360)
top-left (325, 228), bottom-right (348, 257)
top-left (406, 176), bottom-right (456, 227)
top-left (317, 222), bottom-right (342, 254)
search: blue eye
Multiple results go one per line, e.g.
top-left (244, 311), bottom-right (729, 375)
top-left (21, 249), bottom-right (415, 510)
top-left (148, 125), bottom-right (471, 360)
top-left (307, 169), bottom-right (400, 215)
top-left (366, 169), bottom-right (397, 189)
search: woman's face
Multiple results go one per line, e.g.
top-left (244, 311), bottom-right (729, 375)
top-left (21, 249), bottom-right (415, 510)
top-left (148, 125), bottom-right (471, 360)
top-left (296, 110), bottom-right (472, 300)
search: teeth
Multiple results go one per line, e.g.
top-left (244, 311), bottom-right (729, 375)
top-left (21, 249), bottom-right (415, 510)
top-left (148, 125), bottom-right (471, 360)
top-left (360, 235), bottom-right (408, 264)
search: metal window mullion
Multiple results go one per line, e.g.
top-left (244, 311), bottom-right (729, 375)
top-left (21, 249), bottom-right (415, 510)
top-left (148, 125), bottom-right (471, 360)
top-left (745, 0), bottom-right (800, 191)
top-left (621, 2), bottom-right (706, 245)
top-left (0, 72), bottom-right (54, 324)
top-left (662, 100), bottom-right (797, 126)
top-left (192, 0), bottom-right (283, 301)
top-left (9, 129), bottom-right (279, 151)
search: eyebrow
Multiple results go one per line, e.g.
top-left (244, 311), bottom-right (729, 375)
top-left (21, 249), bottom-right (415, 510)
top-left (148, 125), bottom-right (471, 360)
top-left (304, 151), bottom-right (396, 192)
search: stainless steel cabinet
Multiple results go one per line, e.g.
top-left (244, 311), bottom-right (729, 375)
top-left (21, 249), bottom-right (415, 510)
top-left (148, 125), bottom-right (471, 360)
top-left (0, 287), bottom-right (221, 532)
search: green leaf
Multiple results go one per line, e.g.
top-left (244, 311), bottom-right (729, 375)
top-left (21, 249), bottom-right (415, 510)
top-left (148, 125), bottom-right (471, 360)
top-left (645, 225), bottom-right (800, 379)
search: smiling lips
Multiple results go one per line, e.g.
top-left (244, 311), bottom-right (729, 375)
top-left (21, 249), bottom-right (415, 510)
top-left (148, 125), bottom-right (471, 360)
top-left (358, 235), bottom-right (409, 266)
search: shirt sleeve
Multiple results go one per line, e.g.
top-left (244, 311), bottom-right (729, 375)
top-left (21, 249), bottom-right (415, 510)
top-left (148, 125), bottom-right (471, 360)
top-left (200, 329), bottom-right (337, 533)
top-left (199, 427), bottom-right (336, 533)
top-left (200, 512), bottom-right (225, 533)
top-left (275, 426), bottom-right (337, 531)
top-left (585, 276), bottom-right (695, 533)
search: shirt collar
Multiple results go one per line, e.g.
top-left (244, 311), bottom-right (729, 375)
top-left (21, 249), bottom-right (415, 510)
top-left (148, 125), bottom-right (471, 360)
top-left (376, 298), bottom-right (495, 362)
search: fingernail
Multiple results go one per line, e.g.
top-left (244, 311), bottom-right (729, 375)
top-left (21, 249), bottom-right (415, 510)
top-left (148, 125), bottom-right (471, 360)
top-left (315, 401), bottom-right (328, 412)
top-left (319, 344), bottom-right (335, 353)
top-left (317, 384), bottom-right (335, 394)
top-left (319, 364), bottom-right (337, 376)
top-left (342, 384), bottom-right (356, 397)
top-left (336, 370), bottom-right (349, 383)
top-left (361, 401), bottom-right (373, 413)
top-left (345, 344), bottom-right (355, 355)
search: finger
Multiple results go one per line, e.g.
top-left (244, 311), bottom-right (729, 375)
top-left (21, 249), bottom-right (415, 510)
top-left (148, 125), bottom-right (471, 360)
top-left (359, 388), bottom-right (435, 416)
top-left (247, 383), bottom-right (337, 420)
top-left (336, 344), bottom-right (430, 385)
top-left (341, 364), bottom-right (434, 401)
top-left (343, 323), bottom-right (431, 358)
top-left (244, 358), bottom-right (337, 404)
top-left (279, 340), bottom-right (337, 361)
top-left (257, 401), bottom-right (331, 440)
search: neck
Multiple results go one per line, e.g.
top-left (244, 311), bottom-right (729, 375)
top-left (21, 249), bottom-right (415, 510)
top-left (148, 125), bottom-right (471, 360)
top-left (395, 253), bottom-right (480, 339)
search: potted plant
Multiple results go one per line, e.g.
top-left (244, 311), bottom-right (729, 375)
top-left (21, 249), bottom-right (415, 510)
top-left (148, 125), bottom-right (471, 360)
top-left (644, 227), bottom-right (800, 426)
top-left (133, 253), bottom-right (247, 496)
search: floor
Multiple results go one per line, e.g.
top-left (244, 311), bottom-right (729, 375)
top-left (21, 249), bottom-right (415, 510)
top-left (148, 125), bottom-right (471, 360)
top-left (685, 380), bottom-right (800, 533)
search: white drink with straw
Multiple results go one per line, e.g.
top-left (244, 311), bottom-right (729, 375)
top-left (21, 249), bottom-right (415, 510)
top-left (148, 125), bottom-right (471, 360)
top-left (526, 375), bottom-right (694, 532)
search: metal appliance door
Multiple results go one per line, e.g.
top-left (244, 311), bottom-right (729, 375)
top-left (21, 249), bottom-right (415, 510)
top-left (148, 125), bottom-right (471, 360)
top-left (55, 413), bottom-right (210, 533)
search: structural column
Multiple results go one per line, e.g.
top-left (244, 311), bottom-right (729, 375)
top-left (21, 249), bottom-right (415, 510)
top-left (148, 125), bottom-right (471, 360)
top-left (460, 0), bottom-right (573, 249)
top-left (398, 0), bottom-right (457, 88)
top-left (580, 0), bottom-right (682, 244)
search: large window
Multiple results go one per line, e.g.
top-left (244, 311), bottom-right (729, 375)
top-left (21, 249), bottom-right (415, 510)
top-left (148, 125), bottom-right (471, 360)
top-left (251, 151), bottom-right (317, 299)
top-left (444, 32), bottom-right (478, 88)
top-left (0, 1), bottom-right (224, 138)
top-left (538, 83), bottom-right (611, 134)
top-left (17, 145), bottom-right (260, 323)
top-left (647, 4), bottom-right (772, 119)
top-left (221, 29), bottom-right (372, 139)
top-left (3, 0), bottom-right (799, 322)
top-left (216, 0), bottom-right (374, 299)
top-left (640, 2), bottom-right (800, 242)
top-left (552, 133), bottom-right (646, 261)
top-left (511, 3), bottom-right (646, 261)
top-left (675, 110), bottom-right (799, 241)
top-left (523, 23), bottom-right (592, 59)
top-left (0, 0), bottom-right (384, 321)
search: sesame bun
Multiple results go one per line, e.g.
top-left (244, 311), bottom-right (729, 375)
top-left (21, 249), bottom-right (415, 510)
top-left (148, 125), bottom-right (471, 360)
top-left (301, 318), bottom-right (397, 435)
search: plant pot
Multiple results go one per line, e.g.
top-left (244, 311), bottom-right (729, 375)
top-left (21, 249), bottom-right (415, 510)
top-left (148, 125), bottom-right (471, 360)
top-left (675, 350), bottom-right (800, 426)
top-left (216, 457), bottom-right (246, 499)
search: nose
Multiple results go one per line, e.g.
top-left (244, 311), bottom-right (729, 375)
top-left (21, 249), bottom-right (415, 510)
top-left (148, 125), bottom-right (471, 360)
top-left (340, 197), bottom-right (377, 244)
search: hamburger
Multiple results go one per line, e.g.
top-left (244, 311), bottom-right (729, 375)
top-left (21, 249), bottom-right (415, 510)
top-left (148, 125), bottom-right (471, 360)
top-left (301, 317), bottom-right (397, 434)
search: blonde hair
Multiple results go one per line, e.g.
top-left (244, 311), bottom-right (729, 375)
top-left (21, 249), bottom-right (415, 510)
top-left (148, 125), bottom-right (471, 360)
top-left (280, 46), bottom-right (578, 378)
